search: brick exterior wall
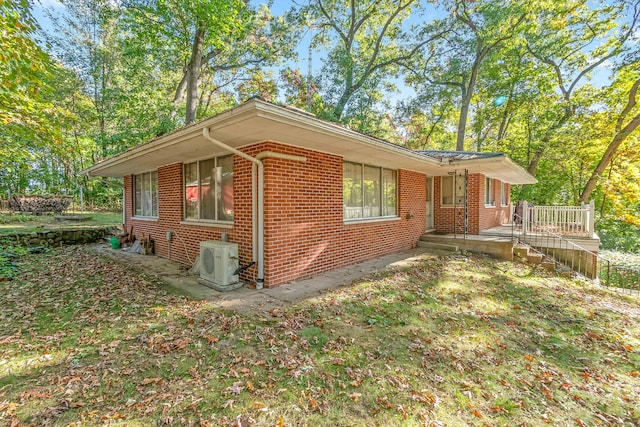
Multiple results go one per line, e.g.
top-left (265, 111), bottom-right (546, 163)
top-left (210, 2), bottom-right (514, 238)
top-left (124, 155), bottom-right (255, 284)
top-left (433, 174), bottom-right (511, 235)
top-left (123, 141), bottom-right (427, 288)
top-left (478, 176), bottom-right (511, 231)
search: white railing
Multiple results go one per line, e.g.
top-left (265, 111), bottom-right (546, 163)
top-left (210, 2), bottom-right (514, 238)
top-left (522, 200), bottom-right (595, 238)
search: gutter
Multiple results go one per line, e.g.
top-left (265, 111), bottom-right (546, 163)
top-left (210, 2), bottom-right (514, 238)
top-left (202, 128), bottom-right (307, 289)
top-left (253, 101), bottom-right (441, 167)
top-left (439, 156), bottom-right (537, 185)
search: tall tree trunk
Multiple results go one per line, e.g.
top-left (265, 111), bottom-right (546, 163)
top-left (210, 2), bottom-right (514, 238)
top-left (456, 57), bottom-right (481, 151)
top-left (333, 55), bottom-right (354, 120)
top-left (527, 147), bottom-right (544, 176)
top-left (456, 90), bottom-right (471, 151)
top-left (580, 115), bottom-right (640, 202)
top-left (580, 78), bottom-right (640, 203)
top-left (334, 88), bottom-right (352, 120)
top-left (185, 26), bottom-right (205, 125)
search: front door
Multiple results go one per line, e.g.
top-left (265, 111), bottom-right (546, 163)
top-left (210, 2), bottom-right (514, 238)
top-left (426, 176), bottom-right (434, 230)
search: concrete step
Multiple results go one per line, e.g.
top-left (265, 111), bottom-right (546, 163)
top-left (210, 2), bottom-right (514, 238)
top-left (513, 247), bottom-right (529, 258)
top-left (417, 241), bottom-right (459, 252)
top-left (541, 261), bottom-right (557, 272)
top-left (527, 253), bottom-right (544, 264)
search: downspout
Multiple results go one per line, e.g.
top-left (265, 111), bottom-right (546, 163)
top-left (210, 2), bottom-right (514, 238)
top-left (203, 128), bottom-right (265, 288)
top-left (202, 129), bottom-right (308, 289)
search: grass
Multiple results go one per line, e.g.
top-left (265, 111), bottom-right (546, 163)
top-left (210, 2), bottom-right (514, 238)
top-left (0, 210), bottom-right (121, 235)
top-left (1, 247), bottom-right (639, 426)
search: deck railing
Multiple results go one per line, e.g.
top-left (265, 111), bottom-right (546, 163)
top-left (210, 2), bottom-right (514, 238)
top-left (521, 200), bottom-right (595, 238)
top-left (514, 213), bottom-right (639, 294)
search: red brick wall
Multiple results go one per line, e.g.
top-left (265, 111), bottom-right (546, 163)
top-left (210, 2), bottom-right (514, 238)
top-left (259, 142), bottom-right (426, 286)
top-left (478, 176), bottom-right (511, 231)
top-left (124, 155), bottom-right (256, 283)
top-left (123, 141), bottom-right (427, 288)
top-left (433, 173), bottom-right (511, 234)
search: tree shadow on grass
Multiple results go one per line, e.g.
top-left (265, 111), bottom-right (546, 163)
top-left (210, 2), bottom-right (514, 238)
top-left (1, 249), bottom-right (638, 426)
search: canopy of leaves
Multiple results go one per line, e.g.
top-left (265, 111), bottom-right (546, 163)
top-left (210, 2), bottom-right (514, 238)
top-left (1, 0), bottom-right (638, 235)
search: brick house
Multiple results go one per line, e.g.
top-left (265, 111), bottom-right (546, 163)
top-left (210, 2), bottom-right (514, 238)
top-left (84, 99), bottom-right (536, 288)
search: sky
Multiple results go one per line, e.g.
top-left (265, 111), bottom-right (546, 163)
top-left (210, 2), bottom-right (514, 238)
top-left (31, 0), bottom-right (624, 107)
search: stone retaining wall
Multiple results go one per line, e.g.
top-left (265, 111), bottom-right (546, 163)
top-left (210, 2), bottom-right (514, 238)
top-left (1, 227), bottom-right (116, 247)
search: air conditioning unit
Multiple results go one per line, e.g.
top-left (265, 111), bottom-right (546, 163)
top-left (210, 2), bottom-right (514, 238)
top-left (198, 241), bottom-right (242, 291)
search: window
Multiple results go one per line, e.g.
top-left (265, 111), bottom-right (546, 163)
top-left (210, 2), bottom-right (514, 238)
top-left (343, 161), bottom-right (397, 220)
top-left (184, 155), bottom-right (234, 222)
top-left (134, 171), bottom-right (158, 217)
top-left (485, 177), bottom-right (494, 206)
top-left (441, 175), bottom-right (467, 206)
top-left (500, 182), bottom-right (508, 206)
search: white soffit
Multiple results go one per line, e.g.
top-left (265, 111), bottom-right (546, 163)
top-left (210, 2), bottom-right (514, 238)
top-left (82, 100), bottom-right (442, 177)
top-left (81, 99), bottom-right (536, 185)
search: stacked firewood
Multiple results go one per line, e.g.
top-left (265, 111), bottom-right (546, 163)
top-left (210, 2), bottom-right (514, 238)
top-left (139, 233), bottom-right (154, 255)
top-left (8, 195), bottom-right (72, 214)
top-left (117, 224), bottom-right (135, 246)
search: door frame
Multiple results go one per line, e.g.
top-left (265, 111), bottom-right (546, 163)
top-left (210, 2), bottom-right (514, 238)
top-left (426, 176), bottom-right (434, 231)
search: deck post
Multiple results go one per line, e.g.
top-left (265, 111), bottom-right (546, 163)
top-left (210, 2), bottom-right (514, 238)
top-left (588, 200), bottom-right (595, 238)
top-left (522, 201), bottom-right (528, 238)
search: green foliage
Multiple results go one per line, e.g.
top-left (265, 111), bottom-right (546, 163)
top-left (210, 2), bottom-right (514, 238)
top-left (0, 246), bottom-right (28, 279)
top-left (596, 217), bottom-right (640, 253)
top-left (296, 0), bottom-right (438, 123)
top-left (0, 213), bottom-right (38, 224)
top-left (2, 0), bottom-right (638, 220)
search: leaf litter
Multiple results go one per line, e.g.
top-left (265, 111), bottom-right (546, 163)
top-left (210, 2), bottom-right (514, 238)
top-left (0, 246), bottom-right (638, 426)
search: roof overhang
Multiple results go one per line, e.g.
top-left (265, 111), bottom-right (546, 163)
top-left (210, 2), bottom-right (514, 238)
top-left (435, 155), bottom-right (537, 185)
top-left (82, 100), bottom-right (442, 178)
top-left (81, 99), bottom-right (537, 185)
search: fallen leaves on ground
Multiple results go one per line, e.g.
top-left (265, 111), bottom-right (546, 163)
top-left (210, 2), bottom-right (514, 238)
top-left (0, 245), bottom-right (638, 426)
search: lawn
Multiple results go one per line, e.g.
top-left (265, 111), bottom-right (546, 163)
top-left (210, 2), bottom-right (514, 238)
top-left (0, 211), bottom-right (122, 235)
top-left (1, 247), bottom-right (639, 426)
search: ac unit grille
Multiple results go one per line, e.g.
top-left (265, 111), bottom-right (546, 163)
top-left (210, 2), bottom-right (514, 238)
top-left (202, 248), bottom-right (215, 275)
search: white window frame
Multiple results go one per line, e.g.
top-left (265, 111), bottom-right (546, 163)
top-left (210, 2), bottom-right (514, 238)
top-left (343, 161), bottom-right (397, 222)
top-left (183, 155), bottom-right (234, 224)
top-left (133, 171), bottom-right (158, 218)
top-left (440, 175), bottom-right (467, 207)
top-left (485, 176), bottom-right (494, 207)
top-left (500, 182), bottom-right (508, 206)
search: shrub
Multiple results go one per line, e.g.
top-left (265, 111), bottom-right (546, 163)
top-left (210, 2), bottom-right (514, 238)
top-left (596, 217), bottom-right (640, 253)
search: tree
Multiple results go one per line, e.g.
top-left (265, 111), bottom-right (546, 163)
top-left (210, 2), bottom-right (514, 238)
top-left (299, 0), bottom-right (446, 123)
top-left (0, 1), bottom-right (79, 197)
top-left (581, 75), bottom-right (640, 203)
top-left (523, 0), bottom-right (638, 176)
top-left (125, 0), bottom-right (295, 125)
top-left (416, 0), bottom-right (528, 151)
top-left (0, 0), bottom-right (57, 138)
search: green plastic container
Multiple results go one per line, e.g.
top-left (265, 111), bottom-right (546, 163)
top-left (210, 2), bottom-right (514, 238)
top-left (110, 236), bottom-right (120, 249)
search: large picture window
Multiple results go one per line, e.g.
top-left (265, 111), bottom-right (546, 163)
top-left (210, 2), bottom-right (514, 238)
top-left (184, 155), bottom-right (234, 222)
top-left (134, 171), bottom-right (158, 217)
top-left (343, 161), bottom-right (396, 220)
top-left (441, 175), bottom-right (467, 206)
